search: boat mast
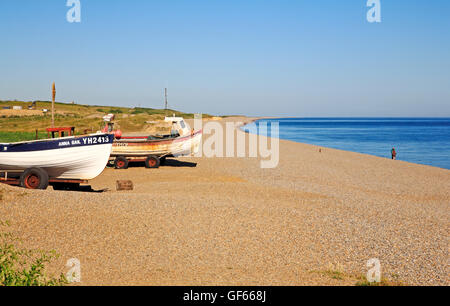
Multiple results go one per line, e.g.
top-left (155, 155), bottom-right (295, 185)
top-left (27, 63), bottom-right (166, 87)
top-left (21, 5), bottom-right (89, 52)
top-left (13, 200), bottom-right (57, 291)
top-left (52, 82), bottom-right (56, 128)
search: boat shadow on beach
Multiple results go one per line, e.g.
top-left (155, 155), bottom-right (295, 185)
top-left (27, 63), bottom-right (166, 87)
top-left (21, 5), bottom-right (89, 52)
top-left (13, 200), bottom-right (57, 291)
top-left (77, 186), bottom-right (109, 193)
top-left (126, 159), bottom-right (198, 168)
top-left (162, 159), bottom-right (198, 168)
top-left (52, 184), bottom-right (108, 193)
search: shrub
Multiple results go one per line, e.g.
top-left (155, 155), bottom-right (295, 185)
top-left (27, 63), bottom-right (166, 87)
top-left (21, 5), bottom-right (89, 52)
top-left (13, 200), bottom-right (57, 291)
top-left (131, 108), bottom-right (145, 115)
top-left (0, 221), bottom-right (67, 286)
top-left (109, 109), bottom-right (123, 114)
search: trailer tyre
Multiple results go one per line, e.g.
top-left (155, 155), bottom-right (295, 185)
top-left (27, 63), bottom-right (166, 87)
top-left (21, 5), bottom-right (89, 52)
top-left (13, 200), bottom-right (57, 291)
top-left (20, 168), bottom-right (49, 190)
top-left (145, 155), bottom-right (160, 169)
top-left (114, 156), bottom-right (129, 169)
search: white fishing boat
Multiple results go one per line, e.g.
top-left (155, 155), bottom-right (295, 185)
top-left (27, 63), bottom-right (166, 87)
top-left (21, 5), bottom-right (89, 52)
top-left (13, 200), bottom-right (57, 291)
top-left (103, 115), bottom-right (202, 169)
top-left (112, 117), bottom-right (202, 157)
top-left (0, 133), bottom-right (114, 180)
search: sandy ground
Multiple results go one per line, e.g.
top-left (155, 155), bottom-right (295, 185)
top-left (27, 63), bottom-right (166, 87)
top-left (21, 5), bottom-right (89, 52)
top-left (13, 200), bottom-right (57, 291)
top-left (0, 109), bottom-right (44, 117)
top-left (0, 117), bottom-right (449, 286)
top-left (0, 109), bottom-right (67, 117)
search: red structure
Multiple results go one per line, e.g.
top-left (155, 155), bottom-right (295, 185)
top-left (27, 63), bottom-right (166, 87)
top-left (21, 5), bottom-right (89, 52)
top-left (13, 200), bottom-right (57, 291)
top-left (46, 127), bottom-right (75, 138)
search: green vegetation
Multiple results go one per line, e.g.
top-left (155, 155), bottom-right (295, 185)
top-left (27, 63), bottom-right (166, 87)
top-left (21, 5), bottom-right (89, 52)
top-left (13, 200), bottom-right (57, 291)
top-left (0, 221), bottom-right (67, 286)
top-left (355, 274), bottom-right (405, 286)
top-left (324, 269), bottom-right (345, 280)
top-left (0, 131), bottom-right (48, 143)
top-left (312, 263), bottom-right (406, 286)
top-left (0, 100), bottom-right (213, 142)
top-left (313, 263), bottom-right (346, 281)
top-left (130, 107), bottom-right (195, 117)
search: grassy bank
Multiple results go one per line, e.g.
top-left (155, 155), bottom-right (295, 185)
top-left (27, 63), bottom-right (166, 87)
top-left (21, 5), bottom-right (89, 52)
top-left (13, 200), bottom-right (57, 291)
top-left (0, 131), bottom-right (49, 143)
top-left (0, 100), bottom-right (212, 141)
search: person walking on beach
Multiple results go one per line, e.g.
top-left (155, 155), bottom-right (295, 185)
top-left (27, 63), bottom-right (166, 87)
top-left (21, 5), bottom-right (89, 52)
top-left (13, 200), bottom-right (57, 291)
top-left (391, 147), bottom-right (397, 160)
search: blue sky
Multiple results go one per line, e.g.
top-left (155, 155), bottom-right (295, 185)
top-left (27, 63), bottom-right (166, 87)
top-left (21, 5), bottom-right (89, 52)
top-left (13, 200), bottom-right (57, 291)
top-left (0, 0), bottom-right (449, 116)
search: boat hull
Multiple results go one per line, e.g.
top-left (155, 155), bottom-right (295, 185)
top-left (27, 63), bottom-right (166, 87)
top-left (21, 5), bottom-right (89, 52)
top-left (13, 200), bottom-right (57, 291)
top-left (112, 130), bottom-right (202, 157)
top-left (0, 134), bottom-right (114, 180)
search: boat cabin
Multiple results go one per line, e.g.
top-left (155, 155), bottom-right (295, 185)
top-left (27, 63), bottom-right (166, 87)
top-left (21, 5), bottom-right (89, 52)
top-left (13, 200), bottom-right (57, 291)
top-left (164, 117), bottom-right (190, 137)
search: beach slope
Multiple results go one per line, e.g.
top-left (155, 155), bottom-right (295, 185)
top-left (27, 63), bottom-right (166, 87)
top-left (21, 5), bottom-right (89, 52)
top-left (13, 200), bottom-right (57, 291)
top-left (0, 117), bottom-right (448, 285)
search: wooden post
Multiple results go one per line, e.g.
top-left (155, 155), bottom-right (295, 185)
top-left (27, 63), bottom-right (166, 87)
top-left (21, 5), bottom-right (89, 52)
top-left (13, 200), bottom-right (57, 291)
top-left (35, 129), bottom-right (38, 140)
top-left (52, 82), bottom-right (56, 128)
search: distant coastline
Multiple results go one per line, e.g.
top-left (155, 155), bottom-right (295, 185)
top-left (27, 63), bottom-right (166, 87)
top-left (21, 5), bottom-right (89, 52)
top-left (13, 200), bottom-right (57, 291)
top-left (242, 117), bottom-right (450, 170)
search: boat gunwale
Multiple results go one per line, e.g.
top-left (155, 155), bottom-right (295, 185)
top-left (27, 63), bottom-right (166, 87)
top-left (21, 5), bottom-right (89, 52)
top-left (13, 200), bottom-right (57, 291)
top-left (114, 130), bottom-right (203, 146)
top-left (0, 132), bottom-right (113, 146)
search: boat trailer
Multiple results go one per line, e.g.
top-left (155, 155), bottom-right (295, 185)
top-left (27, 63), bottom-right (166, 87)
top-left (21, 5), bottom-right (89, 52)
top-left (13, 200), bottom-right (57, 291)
top-left (109, 154), bottom-right (167, 170)
top-left (0, 168), bottom-right (88, 190)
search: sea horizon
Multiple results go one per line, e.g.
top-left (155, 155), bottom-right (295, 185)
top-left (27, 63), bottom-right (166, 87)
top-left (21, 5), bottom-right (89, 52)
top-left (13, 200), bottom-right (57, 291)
top-left (243, 117), bottom-right (450, 170)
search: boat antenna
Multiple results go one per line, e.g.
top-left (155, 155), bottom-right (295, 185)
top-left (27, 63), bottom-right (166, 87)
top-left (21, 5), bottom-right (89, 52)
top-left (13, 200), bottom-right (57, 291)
top-left (52, 82), bottom-right (56, 128)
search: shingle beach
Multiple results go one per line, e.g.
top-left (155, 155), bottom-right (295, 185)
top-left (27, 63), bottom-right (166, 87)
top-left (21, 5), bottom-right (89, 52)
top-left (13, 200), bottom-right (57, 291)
top-left (1, 117), bottom-right (448, 286)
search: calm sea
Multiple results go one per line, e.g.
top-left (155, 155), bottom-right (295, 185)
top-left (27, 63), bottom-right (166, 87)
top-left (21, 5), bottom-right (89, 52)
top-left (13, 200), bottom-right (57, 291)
top-left (243, 118), bottom-right (450, 170)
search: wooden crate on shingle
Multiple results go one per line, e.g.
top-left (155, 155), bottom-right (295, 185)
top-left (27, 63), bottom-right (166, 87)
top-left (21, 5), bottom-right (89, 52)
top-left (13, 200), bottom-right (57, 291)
top-left (116, 180), bottom-right (133, 191)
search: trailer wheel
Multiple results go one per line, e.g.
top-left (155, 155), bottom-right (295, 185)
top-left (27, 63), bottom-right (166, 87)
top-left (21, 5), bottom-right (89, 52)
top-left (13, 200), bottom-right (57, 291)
top-left (20, 168), bottom-right (49, 190)
top-left (114, 156), bottom-right (129, 169)
top-left (145, 155), bottom-right (160, 169)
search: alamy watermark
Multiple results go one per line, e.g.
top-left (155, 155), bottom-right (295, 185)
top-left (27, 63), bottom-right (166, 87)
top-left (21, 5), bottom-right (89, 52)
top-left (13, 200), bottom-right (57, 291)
top-left (65, 1), bottom-right (381, 24)
top-left (64, 257), bottom-right (382, 284)
top-left (367, 0), bottom-right (381, 23)
top-left (188, 114), bottom-right (280, 169)
top-left (66, 0), bottom-right (81, 23)
top-left (66, 258), bottom-right (81, 283)
top-left (66, 1), bottom-right (381, 24)
top-left (366, 258), bottom-right (381, 283)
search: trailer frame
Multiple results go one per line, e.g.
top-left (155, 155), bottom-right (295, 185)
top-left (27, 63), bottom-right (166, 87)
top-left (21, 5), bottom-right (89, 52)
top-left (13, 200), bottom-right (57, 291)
top-left (0, 169), bottom-right (88, 190)
top-left (109, 153), bottom-right (168, 169)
